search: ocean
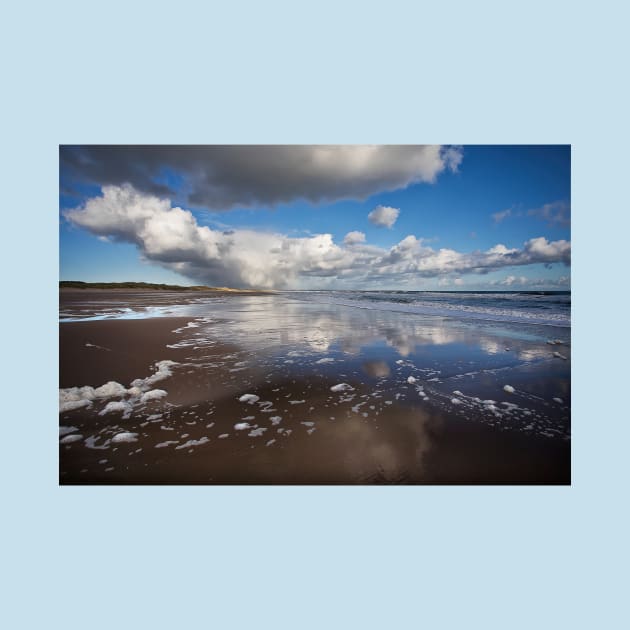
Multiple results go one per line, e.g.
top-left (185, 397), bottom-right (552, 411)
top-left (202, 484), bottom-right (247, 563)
top-left (284, 290), bottom-right (571, 327)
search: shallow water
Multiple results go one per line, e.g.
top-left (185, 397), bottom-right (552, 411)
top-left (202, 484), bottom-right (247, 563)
top-left (60, 289), bottom-right (571, 327)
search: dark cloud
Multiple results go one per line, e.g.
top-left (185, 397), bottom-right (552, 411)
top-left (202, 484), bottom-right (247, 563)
top-left (60, 145), bottom-right (462, 210)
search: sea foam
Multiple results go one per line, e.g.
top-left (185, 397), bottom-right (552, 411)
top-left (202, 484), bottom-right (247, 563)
top-left (111, 432), bottom-right (138, 443)
top-left (175, 437), bottom-right (209, 449)
top-left (140, 389), bottom-right (168, 403)
top-left (60, 434), bottom-right (83, 444)
top-left (99, 401), bottom-right (133, 417)
top-left (331, 383), bottom-right (354, 392)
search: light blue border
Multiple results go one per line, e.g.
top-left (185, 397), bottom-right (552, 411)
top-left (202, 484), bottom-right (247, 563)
top-left (3, 1), bottom-right (628, 628)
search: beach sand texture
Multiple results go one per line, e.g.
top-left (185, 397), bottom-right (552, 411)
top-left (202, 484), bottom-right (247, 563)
top-left (59, 290), bottom-right (570, 484)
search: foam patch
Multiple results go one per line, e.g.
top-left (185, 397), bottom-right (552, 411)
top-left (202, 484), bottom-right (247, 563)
top-left (140, 389), bottom-right (168, 403)
top-left (60, 434), bottom-right (83, 444)
top-left (175, 437), bottom-right (209, 449)
top-left (94, 381), bottom-right (127, 398)
top-left (330, 383), bottom-right (354, 392)
top-left (155, 440), bottom-right (179, 448)
top-left (111, 432), bottom-right (138, 443)
top-left (99, 401), bottom-right (133, 418)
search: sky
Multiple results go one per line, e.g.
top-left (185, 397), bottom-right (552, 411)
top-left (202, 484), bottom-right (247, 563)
top-left (59, 145), bottom-right (570, 290)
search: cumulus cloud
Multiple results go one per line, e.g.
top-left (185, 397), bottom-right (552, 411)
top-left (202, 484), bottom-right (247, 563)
top-left (343, 231), bottom-right (366, 245)
top-left (523, 236), bottom-right (571, 263)
top-left (486, 244), bottom-right (518, 256)
top-left (368, 205), bottom-right (400, 228)
top-left (501, 275), bottom-right (527, 286)
top-left (64, 185), bottom-right (352, 289)
top-left (64, 185), bottom-right (571, 289)
top-left (60, 145), bottom-right (463, 210)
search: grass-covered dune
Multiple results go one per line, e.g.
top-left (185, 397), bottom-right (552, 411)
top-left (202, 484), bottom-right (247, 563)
top-left (59, 281), bottom-right (266, 292)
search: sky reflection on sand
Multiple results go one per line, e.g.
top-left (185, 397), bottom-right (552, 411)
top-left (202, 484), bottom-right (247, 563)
top-left (60, 292), bottom-right (570, 483)
top-left (158, 294), bottom-right (570, 366)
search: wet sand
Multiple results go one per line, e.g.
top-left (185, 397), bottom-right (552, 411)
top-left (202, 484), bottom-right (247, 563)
top-left (59, 291), bottom-right (570, 484)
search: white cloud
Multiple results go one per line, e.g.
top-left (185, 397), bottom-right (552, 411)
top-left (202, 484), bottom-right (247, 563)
top-left (486, 244), bottom-right (518, 255)
top-left (64, 185), bottom-right (351, 289)
top-left (441, 145), bottom-right (464, 172)
top-left (65, 185), bottom-right (571, 290)
top-left (368, 205), bottom-right (400, 228)
top-left (493, 275), bottom-right (570, 288)
top-left (343, 231), bottom-right (366, 245)
top-left (523, 236), bottom-right (571, 263)
top-left (501, 275), bottom-right (526, 286)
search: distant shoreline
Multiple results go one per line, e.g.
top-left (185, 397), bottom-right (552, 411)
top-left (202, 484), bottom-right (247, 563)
top-left (59, 281), bottom-right (272, 294)
top-left (59, 281), bottom-right (569, 296)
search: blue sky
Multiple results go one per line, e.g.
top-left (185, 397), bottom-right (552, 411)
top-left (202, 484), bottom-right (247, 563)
top-left (60, 145), bottom-right (570, 290)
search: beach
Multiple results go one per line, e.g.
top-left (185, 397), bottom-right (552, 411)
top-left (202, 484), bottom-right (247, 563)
top-left (59, 289), bottom-right (570, 484)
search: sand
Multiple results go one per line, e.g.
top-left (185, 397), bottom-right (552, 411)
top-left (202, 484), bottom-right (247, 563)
top-left (59, 291), bottom-right (570, 484)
